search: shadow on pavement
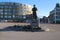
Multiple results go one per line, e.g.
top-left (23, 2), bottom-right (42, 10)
top-left (0, 25), bottom-right (44, 32)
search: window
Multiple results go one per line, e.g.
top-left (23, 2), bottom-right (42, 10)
top-left (13, 15), bottom-right (15, 18)
top-left (20, 4), bottom-right (22, 6)
top-left (5, 16), bottom-right (7, 18)
top-left (56, 16), bottom-right (60, 19)
top-left (8, 9), bottom-right (11, 11)
top-left (24, 8), bottom-right (26, 12)
top-left (8, 16), bottom-right (11, 18)
top-left (0, 3), bottom-right (5, 5)
top-left (5, 6), bottom-right (9, 8)
top-left (20, 11), bottom-right (22, 15)
top-left (1, 16), bottom-right (3, 18)
top-left (8, 13), bottom-right (11, 15)
top-left (0, 6), bottom-right (3, 8)
top-left (5, 13), bottom-right (7, 14)
top-left (56, 12), bottom-right (60, 15)
top-left (9, 6), bottom-right (12, 8)
top-left (0, 9), bottom-right (3, 11)
top-left (56, 8), bottom-right (60, 11)
top-left (5, 9), bottom-right (8, 11)
top-left (0, 13), bottom-right (3, 14)
top-left (20, 15), bottom-right (22, 18)
top-left (13, 11), bottom-right (18, 13)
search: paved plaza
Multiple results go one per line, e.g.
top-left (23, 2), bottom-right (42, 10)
top-left (0, 23), bottom-right (60, 40)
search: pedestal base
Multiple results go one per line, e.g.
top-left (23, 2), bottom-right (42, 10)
top-left (31, 19), bottom-right (39, 28)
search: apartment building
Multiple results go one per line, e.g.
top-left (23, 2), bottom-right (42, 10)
top-left (0, 2), bottom-right (32, 22)
top-left (49, 3), bottom-right (60, 23)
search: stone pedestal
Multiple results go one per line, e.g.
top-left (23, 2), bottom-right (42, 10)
top-left (31, 19), bottom-right (39, 28)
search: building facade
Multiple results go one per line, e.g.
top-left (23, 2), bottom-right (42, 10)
top-left (40, 16), bottom-right (48, 23)
top-left (0, 2), bottom-right (32, 22)
top-left (49, 3), bottom-right (60, 23)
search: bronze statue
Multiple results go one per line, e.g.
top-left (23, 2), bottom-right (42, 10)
top-left (32, 5), bottom-right (37, 19)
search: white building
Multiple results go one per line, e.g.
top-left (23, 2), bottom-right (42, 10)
top-left (49, 3), bottom-right (60, 23)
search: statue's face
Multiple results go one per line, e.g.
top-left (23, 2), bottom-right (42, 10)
top-left (34, 5), bottom-right (35, 7)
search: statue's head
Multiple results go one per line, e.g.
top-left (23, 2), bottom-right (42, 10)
top-left (33, 5), bottom-right (35, 7)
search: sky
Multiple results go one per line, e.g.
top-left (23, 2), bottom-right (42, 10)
top-left (0, 0), bottom-right (60, 18)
